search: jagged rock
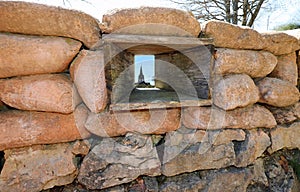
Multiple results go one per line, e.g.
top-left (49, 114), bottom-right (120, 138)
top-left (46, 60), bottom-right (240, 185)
top-left (215, 48), bottom-right (277, 78)
top-left (159, 172), bottom-right (206, 192)
top-left (85, 109), bottom-right (180, 137)
top-left (235, 129), bottom-right (271, 167)
top-left (257, 77), bottom-right (299, 107)
top-left (70, 50), bottom-right (107, 113)
top-left (0, 141), bottom-right (90, 192)
top-left (161, 128), bottom-right (237, 176)
top-left (0, 109), bottom-right (90, 151)
top-left (183, 105), bottom-right (276, 129)
top-left (0, 33), bottom-right (81, 78)
top-left (269, 52), bottom-right (298, 85)
top-left (266, 102), bottom-right (300, 124)
top-left (262, 31), bottom-right (300, 55)
top-left (252, 158), bottom-right (269, 187)
top-left (204, 168), bottom-right (254, 192)
top-left (264, 151), bottom-right (300, 192)
top-left (0, 1), bottom-right (100, 48)
top-left (142, 177), bottom-right (159, 192)
top-left (101, 7), bottom-right (200, 37)
top-left (201, 20), bottom-right (265, 49)
top-left (0, 74), bottom-right (81, 114)
top-left (213, 74), bottom-right (259, 110)
top-left (78, 133), bottom-right (161, 190)
top-left (269, 122), bottom-right (300, 153)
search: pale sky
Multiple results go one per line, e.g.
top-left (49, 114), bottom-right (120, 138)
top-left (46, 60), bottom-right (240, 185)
top-left (6, 0), bottom-right (299, 31)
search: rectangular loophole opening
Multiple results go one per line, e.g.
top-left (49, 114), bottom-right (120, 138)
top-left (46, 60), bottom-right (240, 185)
top-left (103, 34), bottom-right (213, 111)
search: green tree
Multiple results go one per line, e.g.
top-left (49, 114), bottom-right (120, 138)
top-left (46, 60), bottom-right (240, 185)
top-left (170, 0), bottom-right (268, 27)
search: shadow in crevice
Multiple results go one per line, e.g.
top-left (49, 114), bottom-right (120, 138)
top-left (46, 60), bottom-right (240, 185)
top-left (0, 151), bottom-right (5, 174)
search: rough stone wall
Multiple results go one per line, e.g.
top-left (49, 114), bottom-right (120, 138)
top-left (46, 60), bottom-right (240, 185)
top-left (0, 2), bottom-right (300, 192)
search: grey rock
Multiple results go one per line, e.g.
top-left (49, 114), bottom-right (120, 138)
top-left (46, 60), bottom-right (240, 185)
top-left (269, 122), bottom-right (300, 153)
top-left (0, 141), bottom-right (89, 192)
top-left (78, 133), bottom-right (161, 190)
top-left (267, 102), bottom-right (300, 124)
top-left (235, 129), bottom-right (271, 167)
top-left (204, 168), bottom-right (253, 192)
top-left (159, 172), bottom-right (206, 192)
top-left (161, 128), bottom-right (237, 176)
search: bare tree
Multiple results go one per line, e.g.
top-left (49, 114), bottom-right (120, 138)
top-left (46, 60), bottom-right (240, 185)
top-left (170, 0), bottom-right (268, 27)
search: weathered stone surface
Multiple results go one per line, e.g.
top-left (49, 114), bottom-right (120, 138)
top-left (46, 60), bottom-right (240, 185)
top-left (0, 74), bottom-right (80, 114)
top-left (205, 168), bottom-right (254, 192)
top-left (257, 77), bottom-right (300, 107)
top-left (0, 1), bottom-right (100, 48)
top-left (183, 104), bottom-right (276, 129)
top-left (264, 150), bottom-right (300, 192)
top-left (234, 129), bottom-right (271, 167)
top-left (159, 172), bottom-right (206, 192)
top-left (267, 102), bottom-right (300, 124)
top-left (0, 109), bottom-right (90, 151)
top-left (213, 74), bottom-right (259, 110)
top-left (161, 128), bottom-right (237, 176)
top-left (215, 48), bottom-right (277, 78)
top-left (262, 31), bottom-right (300, 55)
top-left (269, 122), bottom-right (300, 153)
top-left (85, 108), bottom-right (180, 137)
top-left (201, 20), bottom-right (265, 49)
top-left (78, 133), bottom-right (161, 190)
top-left (0, 141), bottom-right (89, 192)
top-left (269, 52), bottom-right (298, 85)
top-left (101, 7), bottom-right (201, 37)
top-left (70, 50), bottom-right (107, 113)
top-left (0, 33), bottom-right (81, 78)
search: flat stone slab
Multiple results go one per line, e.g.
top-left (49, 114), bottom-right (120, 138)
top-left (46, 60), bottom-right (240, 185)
top-left (183, 104), bottom-right (276, 129)
top-left (201, 20), bottom-right (265, 49)
top-left (0, 141), bottom-right (89, 192)
top-left (0, 1), bottom-right (101, 48)
top-left (101, 7), bottom-right (201, 37)
top-left (0, 109), bottom-right (90, 151)
top-left (85, 108), bottom-right (181, 137)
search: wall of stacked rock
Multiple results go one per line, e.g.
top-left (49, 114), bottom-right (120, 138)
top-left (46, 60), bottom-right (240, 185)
top-left (1, 1), bottom-right (300, 192)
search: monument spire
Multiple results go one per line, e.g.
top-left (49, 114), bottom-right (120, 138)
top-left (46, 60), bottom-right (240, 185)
top-left (138, 65), bottom-right (145, 83)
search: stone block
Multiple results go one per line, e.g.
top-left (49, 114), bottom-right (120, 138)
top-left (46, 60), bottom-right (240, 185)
top-left (161, 128), bottom-right (244, 176)
top-left (213, 74), bottom-right (259, 110)
top-left (269, 122), bottom-right (300, 153)
top-left (215, 48), bottom-right (277, 78)
top-left (0, 33), bottom-right (81, 78)
top-left (101, 7), bottom-right (201, 37)
top-left (0, 1), bottom-right (100, 48)
top-left (78, 133), bottom-right (161, 189)
top-left (70, 50), bottom-right (107, 113)
top-left (234, 129), bottom-right (271, 167)
top-left (262, 31), bottom-right (300, 55)
top-left (257, 77), bottom-right (300, 107)
top-left (183, 104), bottom-right (276, 129)
top-left (0, 141), bottom-right (89, 192)
top-left (269, 52), bottom-right (298, 85)
top-left (201, 20), bottom-right (265, 49)
top-left (0, 109), bottom-right (90, 151)
top-left (266, 102), bottom-right (300, 124)
top-left (85, 108), bottom-right (180, 137)
top-left (0, 74), bottom-right (80, 114)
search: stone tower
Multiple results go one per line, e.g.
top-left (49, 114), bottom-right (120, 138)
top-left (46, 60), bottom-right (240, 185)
top-left (138, 65), bottom-right (145, 83)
